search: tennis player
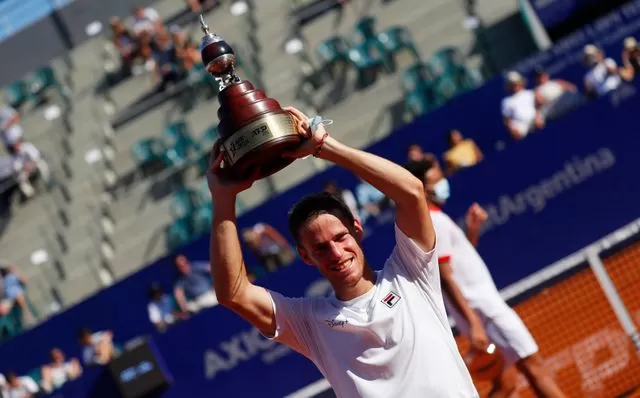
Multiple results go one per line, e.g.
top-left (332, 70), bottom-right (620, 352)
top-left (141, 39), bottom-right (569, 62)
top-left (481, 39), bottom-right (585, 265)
top-left (404, 159), bottom-right (565, 398)
top-left (208, 106), bottom-right (478, 397)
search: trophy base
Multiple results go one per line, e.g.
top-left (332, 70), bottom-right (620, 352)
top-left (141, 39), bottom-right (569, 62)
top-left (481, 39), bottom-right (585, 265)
top-left (218, 112), bottom-right (304, 181)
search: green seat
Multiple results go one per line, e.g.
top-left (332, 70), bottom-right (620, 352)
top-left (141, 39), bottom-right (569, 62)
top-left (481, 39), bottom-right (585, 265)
top-left (377, 26), bottom-right (421, 71)
top-left (27, 368), bottom-right (42, 384)
top-left (131, 138), bottom-right (164, 167)
top-left (170, 188), bottom-right (196, 219)
top-left (404, 90), bottom-right (432, 118)
top-left (166, 217), bottom-right (192, 250)
top-left (4, 81), bottom-right (29, 108)
top-left (28, 66), bottom-right (59, 97)
top-left (348, 42), bottom-right (385, 86)
top-left (162, 134), bottom-right (202, 168)
top-left (201, 126), bottom-right (219, 148)
top-left (401, 64), bottom-right (434, 93)
top-left (353, 16), bottom-right (377, 45)
top-left (429, 46), bottom-right (465, 78)
top-left (163, 121), bottom-right (191, 145)
top-left (316, 36), bottom-right (351, 67)
top-left (0, 304), bottom-right (24, 342)
top-left (191, 202), bottom-right (213, 237)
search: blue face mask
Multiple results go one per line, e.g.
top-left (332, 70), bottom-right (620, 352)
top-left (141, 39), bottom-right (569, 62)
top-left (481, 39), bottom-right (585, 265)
top-left (433, 178), bottom-right (450, 204)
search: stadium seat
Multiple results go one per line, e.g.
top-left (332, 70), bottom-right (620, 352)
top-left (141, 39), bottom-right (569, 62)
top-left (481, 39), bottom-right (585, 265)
top-left (377, 26), bottom-right (421, 72)
top-left (316, 36), bottom-right (351, 77)
top-left (404, 90), bottom-right (432, 118)
top-left (170, 188), bottom-right (196, 219)
top-left (27, 66), bottom-right (67, 105)
top-left (131, 138), bottom-right (165, 169)
top-left (428, 46), bottom-right (466, 77)
top-left (0, 305), bottom-right (24, 341)
top-left (353, 16), bottom-right (377, 45)
top-left (166, 217), bottom-right (192, 250)
top-left (191, 202), bottom-right (213, 237)
top-left (201, 125), bottom-right (219, 148)
top-left (163, 121), bottom-right (191, 145)
top-left (4, 80), bottom-right (29, 109)
top-left (348, 42), bottom-right (386, 87)
top-left (400, 63), bottom-right (434, 94)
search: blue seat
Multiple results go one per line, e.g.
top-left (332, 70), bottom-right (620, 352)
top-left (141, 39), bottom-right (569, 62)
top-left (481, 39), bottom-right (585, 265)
top-left (404, 90), bottom-right (432, 118)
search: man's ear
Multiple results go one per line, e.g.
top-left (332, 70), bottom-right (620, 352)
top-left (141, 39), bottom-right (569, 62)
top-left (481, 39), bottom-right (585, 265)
top-left (353, 218), bottom-right (364, 242)
top-left (297, 246), bottom-right (314, 266)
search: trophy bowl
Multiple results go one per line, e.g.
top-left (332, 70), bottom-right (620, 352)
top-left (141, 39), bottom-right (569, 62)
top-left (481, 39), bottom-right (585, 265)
top-left (199, 16), bottom-right (304, 181)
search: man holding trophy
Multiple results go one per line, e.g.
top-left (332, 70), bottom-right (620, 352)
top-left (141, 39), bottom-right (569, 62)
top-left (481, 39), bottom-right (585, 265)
top-left (200, 16), bottom-right (477, 397)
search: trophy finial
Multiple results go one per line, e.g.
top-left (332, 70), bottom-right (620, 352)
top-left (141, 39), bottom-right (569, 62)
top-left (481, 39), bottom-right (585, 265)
top-left (199, 14), bottom-right (210, 35)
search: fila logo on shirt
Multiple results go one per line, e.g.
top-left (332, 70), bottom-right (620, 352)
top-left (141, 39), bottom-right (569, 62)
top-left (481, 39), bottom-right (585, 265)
top-left (381, 291), bottom-right (401, 308)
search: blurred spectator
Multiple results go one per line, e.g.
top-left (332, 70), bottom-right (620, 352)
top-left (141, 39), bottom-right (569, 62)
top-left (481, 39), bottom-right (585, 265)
top-left (132, 6), bottom-right (160, 38)
top-left (501, 71), bottom-right (544, 141)
top-left (582, 44), bottom-right (621, 98)
top-left (443, 129), bottom-right (483, 175)
top-left (10, 139), bottom-right (50, 198)
top-left (0, 265), bottom-right (35, 324)
top-left (40, 348), bottom-right (82, 393)
top-left (186, 0), bottom-right (217, 13)
top-left (0, 103), bottom-right (22, 155)
top-left (407, 143), bottom-right (425, 162)
top-left (242, 223), bottom-right (295, 272)
top-left (109, 17), bottom-right (140, 72)
top-left (0, 371), bottom-right (39, 398)
top-left (152, 30), bottom-right (181, 92)
top-left (77, 327), bottom-right (116, 367)
top-left (173, 255), bottom-right (217, 314)
top-left (620, 36), bottom-right (640, 81)
top-left (354, 180), bottom-right (390, 223)
top-left (147, 283), bottom-right (187, 332)
top-left (533, 68), bottom-right (582, 121)
top-left (323, 180), bottom-right (360, 220)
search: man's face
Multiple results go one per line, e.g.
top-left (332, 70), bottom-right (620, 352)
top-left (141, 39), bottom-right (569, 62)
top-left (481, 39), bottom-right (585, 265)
top-left (134, 7), bottom-right (144, 19)
top-left (297, 214), bottom-right (365, 292)
top-left (175, 256), bottom-right (190, 275)
top-left (51, 348), bottom-right (64, 363)
top-left (407, 145), bottom-right (424, 162)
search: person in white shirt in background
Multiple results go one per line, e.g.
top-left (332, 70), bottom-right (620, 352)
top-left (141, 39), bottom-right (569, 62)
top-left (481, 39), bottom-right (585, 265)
top-left (501, 71), bottom-right (545, 141)
top-left (40, 348), bottom-right (82, 393)
top-left (0, 104), bottom-right (22, 155)
top-left (208, 106), bottom-right (478, 397)
top-left (9, 139), bottom-right (50, 199)
top-left (1, 371), bottom-right (39, 398)
top-left (533, 68), bottom-right (583, 121)
top-left (582, 44), bottom-right (622, 98)
top-left (404, 158), bottom-right (565, 398)
top-left (78, 327), bottom-right (116, 367)
top-left (132, 6), bottom-right (160, 37)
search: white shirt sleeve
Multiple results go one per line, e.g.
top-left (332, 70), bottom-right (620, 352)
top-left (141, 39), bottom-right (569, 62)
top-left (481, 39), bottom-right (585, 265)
top-left (148, 302), bottom-right (162, 324)
top-left (388, 223), bottom-right (437, 283)
top-left (265, 291), bottom-right (315, 360)
top-left (604, 58), bottom-right (617, 68)
top-left (500, 98), bottom-right (512, 118)
top-left (19, 143), bottom-right (41, 162)
top-left (20, 376), bottom-right (39, 393)
top-left (145, 8), bottom-right (160, 21)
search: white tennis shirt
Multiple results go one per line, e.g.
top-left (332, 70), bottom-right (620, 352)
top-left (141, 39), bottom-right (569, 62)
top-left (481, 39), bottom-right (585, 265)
top-left (268, 224), bottom-right (478, 397)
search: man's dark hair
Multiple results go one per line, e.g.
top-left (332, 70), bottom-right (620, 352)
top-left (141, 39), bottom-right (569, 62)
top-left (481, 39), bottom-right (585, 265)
top-left (403, 159), bottom-right (435, 184)
top-left (77, 327), bottom-right (92, 340)
top-left (288, 192), bottom-right (356, 245)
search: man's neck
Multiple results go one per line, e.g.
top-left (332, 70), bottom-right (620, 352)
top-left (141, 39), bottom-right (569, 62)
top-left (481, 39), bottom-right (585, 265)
top-left (335, 267), bottom-right (377, 301)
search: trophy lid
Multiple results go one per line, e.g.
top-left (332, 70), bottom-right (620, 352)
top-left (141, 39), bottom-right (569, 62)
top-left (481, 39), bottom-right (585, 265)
top-left (198, 15), bottom-right (225, 53)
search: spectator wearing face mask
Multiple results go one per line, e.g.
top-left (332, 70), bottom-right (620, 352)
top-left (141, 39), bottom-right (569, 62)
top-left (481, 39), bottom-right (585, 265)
top-left (620, 36), bottom-right (640, 81)
top-left (583, 44), bottom-right (622, 98)
top-left (501, 71), bottom-right (544, 141)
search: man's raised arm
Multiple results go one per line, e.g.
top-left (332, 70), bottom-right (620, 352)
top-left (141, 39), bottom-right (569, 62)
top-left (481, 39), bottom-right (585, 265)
top-left (208, 155), bottom-right (276, 336)
top-left (318, 136), bottom-right (435, 252)
top-left (284, 107), bottom-right (435, 252)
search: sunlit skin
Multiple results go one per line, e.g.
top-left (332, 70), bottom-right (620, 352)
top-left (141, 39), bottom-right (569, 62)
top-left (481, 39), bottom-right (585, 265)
top-left (296, 214), bottom-right (376, 301)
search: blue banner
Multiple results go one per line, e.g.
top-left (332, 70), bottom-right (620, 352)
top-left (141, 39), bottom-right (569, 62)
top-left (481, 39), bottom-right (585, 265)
top-left (528, 0), bottom-right (606, 30)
